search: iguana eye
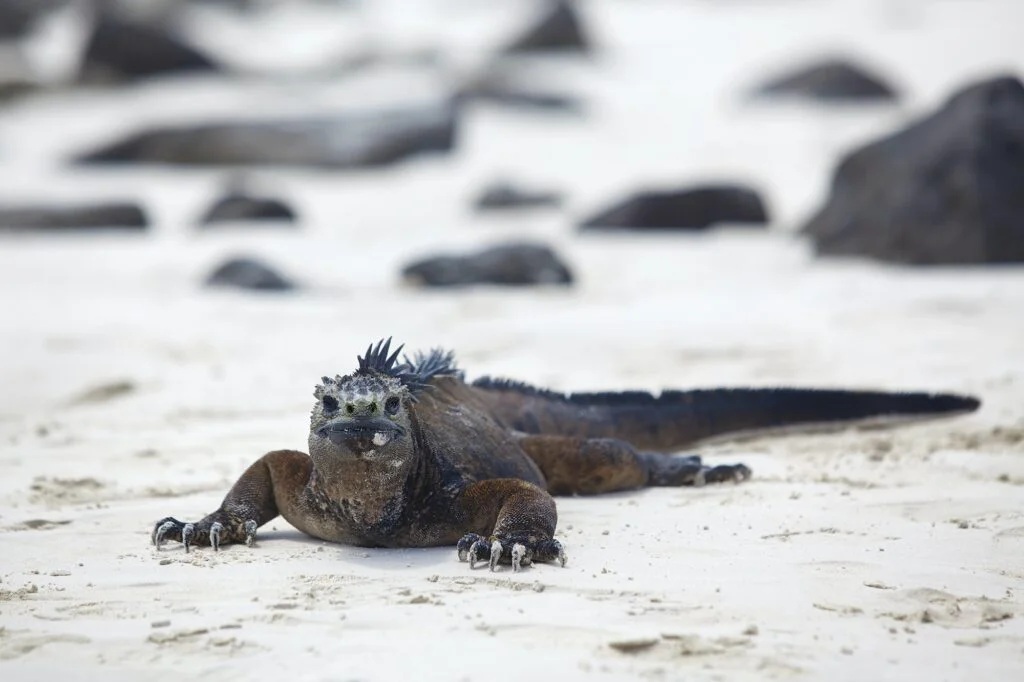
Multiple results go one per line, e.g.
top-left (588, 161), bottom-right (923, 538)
top-left (322, 395), bottom-right (339, 413)
top-left (385, 396), bottom-right (400, 415)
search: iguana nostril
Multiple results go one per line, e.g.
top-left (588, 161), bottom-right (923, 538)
top-left (345, 403), bottom-right (355, 415)
top-left (369, 402), bottom-right (378, 413)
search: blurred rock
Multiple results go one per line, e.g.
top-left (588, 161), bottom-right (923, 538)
top-left (457, 84), bottom-right (581, 112)
top-left (802, 75), bottom-right (1024, 264)
top-left (0, 48), bottom-right (39, 105)
top-left (95, 0), bottom-right (182, 24)
top-left (750, 57), bottom-right (898, 102)
top-left (186, 0), bottom-right (259, 10)
top-left (503, 0), bottom-right (589, 54)
top-left (402, 242), bottom-right (573, 288)
top-left (473, 181), bottom-right (563, 211)
top-left (0, 0), bottom-right (68, 39)
top-left (0, 15), bottom-right (56, 105)
top-left (187, 0), bottom-right (350, 11)
top-left (73, 101), bottom-right (459, 168)
top-left (78, 17), bottom-right (220, 84)
top-left (457, 69), bottom-right (583, 113)
top-left (580, 185), bottom-right (769, 231)
top-left (0, 79), bottom-right (37, 103)
top-left (199, 189), bottom-right (297, 225)
top-left (204, 257), bottom-right (295, 291)
top-left (0, 202), bottom-right (148, 231)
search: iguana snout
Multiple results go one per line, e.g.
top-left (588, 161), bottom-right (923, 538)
top-left (316, 416), bottom-right (405, 448)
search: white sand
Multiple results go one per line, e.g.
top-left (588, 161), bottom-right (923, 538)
top-left (1, 1), bottom-right (1023, 679)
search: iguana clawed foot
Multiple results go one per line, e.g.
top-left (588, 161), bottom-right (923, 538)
top-left (457, 533), bottom-right (567, 572)
top-left (700, 462), bottom-right (752, 485)
top-left (642, 453), bottom-right (752, 487)
top-left (152, 516), bottom-right (258, 552)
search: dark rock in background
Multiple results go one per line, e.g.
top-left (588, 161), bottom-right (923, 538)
top-left (199, 188), bottom-right (297, 225)
top-left (73, 101), bottom-right (459, 168)
top-left (473, 181), bottom-right (563, 211)
top-left (187, 0), bottom-right (358, 11)
top-left (580, 185), bottom-right (769, 231)
top-left (186, 0), bottom-right (260, 10)
top-left (802, 75), bottom-right (1024, 264)
top-left (750, 57), bottom-right (898, 102)
top-left (0, 203), bottom-right (148, 231)
top-left (456, 70), bottom-right (583, 113)
top-left (402, 242), bottom-right (573, 288)
top-left (503, 0), bottom-right (590, 54)
top-left (456, 83), bottom-right (582, 113)
top-left (0, 78), bottom-right (38, 106)
top-left (78, 17), bottom-right (221, 83)
top-left (0, 0), bottom-right (68, 39)
top-left (204, 256), bottom-right (296, 291)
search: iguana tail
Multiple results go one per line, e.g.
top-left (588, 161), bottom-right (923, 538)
top-left (469, 378), bottom-right (980, 451)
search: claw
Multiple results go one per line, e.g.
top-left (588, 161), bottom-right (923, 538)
top-left (153, 520), bottom-right (176, 549)
top-left (488, 540), bottom-right (503, 572)
top-left (556, 544), bottom-right (568, 567)
top-left (244, 520), bottom-right (258, 547)
top-left (511, 543), bottom-right (529, 572)
top-left (693, 469), bottom-right (707, 487)
top-left (209, 522), bottom-right (223, 551)
top-left (457, 533), bottom-right (482, 562)
top-left (182, 523), bottom-right (195, 553)
top-left (468, 538), bottom-right (494, 569)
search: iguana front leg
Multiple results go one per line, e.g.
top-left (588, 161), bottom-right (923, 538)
top-left (455, 479), bottom-right (567, 572)
top-left (152, 449), bottom-right (312, 552)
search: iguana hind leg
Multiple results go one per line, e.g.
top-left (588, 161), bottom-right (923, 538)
top-left (455, 478), bottom-right (566, 571)
top-left (152, 449), bottom-right (312, 552)
top-left (516, 435), bottom-right (751, 494)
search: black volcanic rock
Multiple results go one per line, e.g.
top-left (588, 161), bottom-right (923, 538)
top-left (79, 18), bottom-right (220, 83)
top-left (0, 79), bottom-right (40, 105)
top-left (0, 0), bottom-right (67, 39)
top-left (473, 181), bottom-right (563, 211)
top-left (580, 185), bottom-right (769, 231)
top-left (751, 58), bottom-right (898, 102)
top-left (204, 257), bottom-right (295, 291)
top-left (0, 203), bottom-right (148, 231)
top-left (73, 102), bottom-right (459, 168)
top-left (456, 68), bottom-right (583, 113)
top-left (402, 242), bottom-right (573, 288)
top-left (802, 75), bottom-right (1024, 264)
top-left (456, 82), bottom-right (582, 113)
top-left (199, 190), bottom-right (296, 225)
top-left (503, 0), bottom-right (589, 54)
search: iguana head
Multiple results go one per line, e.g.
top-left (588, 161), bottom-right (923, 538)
top-left (308, 338), bottom-right (458, 463)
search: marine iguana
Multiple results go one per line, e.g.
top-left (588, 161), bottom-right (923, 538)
top-left (151, 338), bottom-right (980, 570)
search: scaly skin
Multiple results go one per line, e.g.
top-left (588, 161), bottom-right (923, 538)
top-left (152, 338), bottom-right (980, 570)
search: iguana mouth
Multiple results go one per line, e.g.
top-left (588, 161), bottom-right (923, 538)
top-left (317, 418), bottom-right (405, 448)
